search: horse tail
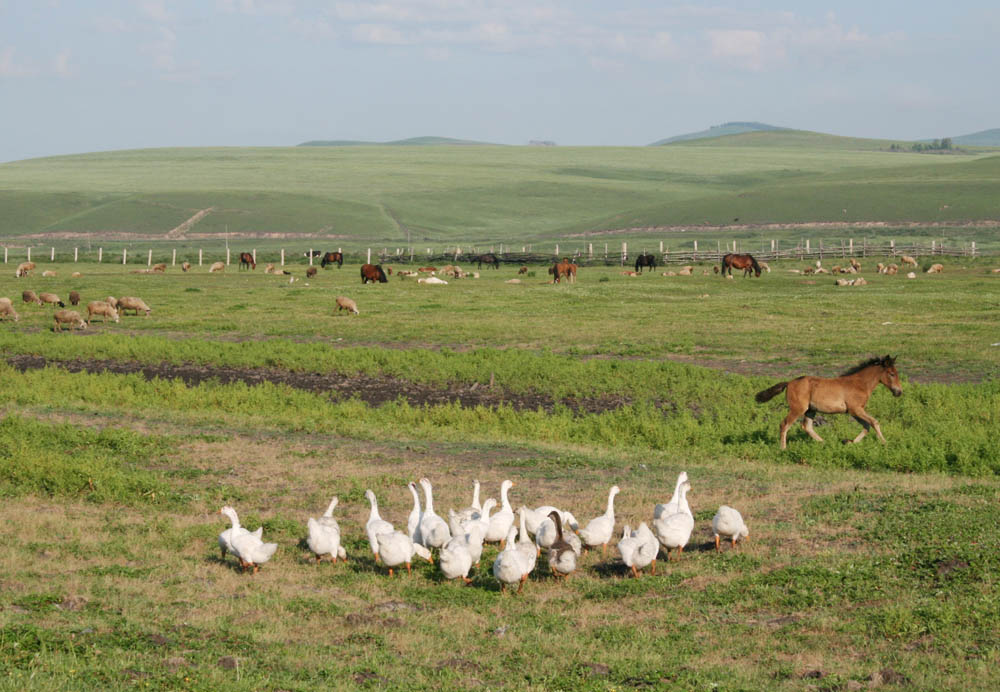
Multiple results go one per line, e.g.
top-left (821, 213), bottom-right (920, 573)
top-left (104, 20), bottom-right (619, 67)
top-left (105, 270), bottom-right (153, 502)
top-left (755, 381), bottom-right (788, 403)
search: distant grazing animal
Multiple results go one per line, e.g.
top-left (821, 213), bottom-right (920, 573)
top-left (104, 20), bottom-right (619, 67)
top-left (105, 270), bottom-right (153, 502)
top-left (0, 298), bottom-right (20, 322)
top-left (86, 301), bottom-right (119, 324)
top-left (209, 261), bottom-right (225, 273)
top-left (551, 258), bottom-right (577, 284)
top-left (634, 253), bottom-right (656, 273)
top-left (68, 291), bottom-right (80, 306)
top-left (335, 296), bottom-right (359, 315)
top-left (885, 264), bottom-right (898, 275)
top-left (71, 272), bottom-right (82, 278)
top-left (321, 251), bottom-right (344, 269)
top-left (417, 276), bottom-right (448, 285)
top-left (306, 267), bottom-right (317, 278)
top-left (755, 355), bottom-right (902, 449)
top-left (677, 266), bottom-right (694, 276)
top-left (758, 262), bottom-right (770, 273)
top-left (38, 292), bottom-right (65, 308)
top-left (418, 266), bottom-right (436, 273)
top-left (152, 263), bottom-right (167, 273)
top-left (181, 262), bottom-right (191, 272)
top-left (15, 261), bottom-right (35, 278)
top-left (53, 309), bottom-right (86, 332)
top-left (622, 270), bottom-right (639, 277)
top-left (518, 266), bottom-right (528, 274)
top-left (476, 253), bottom-right (500, 270)
top-left (304, 250), bottom-right (323, 258)
top-left (901, 255), bottom-right (918, 267)
top-left (42, 270), bottom-right (57, 277)
top-left (22, 290), bottom-right (42, 305)
top-left (849, 258), bottom-right (861, 271)
top-left (117, 296), bottom-right (152, 317)
top-left (926, 263), bottom-right (944, 274)
top-left (721, 253), bottom-right (762, 278)
top-left (238, 252), bottom-right (255, 270)
top-left (106, 296), bottom-right (119, 309)
top-left (361, 264), bottom-right (388, 284)
top-left (713, 265), bottom-right (720, 274)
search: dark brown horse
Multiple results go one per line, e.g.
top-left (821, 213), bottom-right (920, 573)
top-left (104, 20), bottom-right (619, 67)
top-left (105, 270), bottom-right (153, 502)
top-left (721, 253), bottom-right (761, 278)
top-left (755, 355), bottom-right (902, 449)
top-left (321, 251), bottom-right (344, 269)
top-left (360, 264), bottom-right (388, 284)
top-left (551, 259), bottom-right (577, 284)
top-left (476, 253), bottom-right (500, 270)
top-left (238, 252), bottom-right (255, 270)
top-left (634, 253), bottom-right (656, 273)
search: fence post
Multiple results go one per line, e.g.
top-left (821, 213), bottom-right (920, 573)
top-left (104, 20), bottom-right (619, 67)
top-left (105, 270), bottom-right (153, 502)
top-left (50, 247), bottom-right (55, 261)
top-left (172, 248), bottom-right (176, 266)
top-left (122, 248), bottom-right (127, 264)
top-left (3, 247), bottom-right (6, 264)
top-left (849, 238), bottom-right (853, 256)
top-left (555, 244), bottom-right (559, 257)
top-left (253, 249), bottom-right (256, 264)
top-left (309, 249), bottom-right (313, 266)
top-left (27, 247), bottom-right (31, 262)
top-left (98, 247), bottom-right (102, 263)
top-left (226, 247), bottom-right (231, 266)
top-left (147, 249), bottom-right (152, 266)
top-left (199, 248), bottom-right (203, 266)
top-left (280, 248), bottom-right (285, 266)
top-left (693, 240), bottom-right (698, 260)
top-left (971, 242), bottom-right (976, 257)
top-left (622, 242), bottom-right (627, 266)
top-left (74, 247), bottom-right (78, 262)
top-left (589, 243), bottom-right (593, 259)
top-left (890, 240), bottom-right (895, 256)
top-left (367, 248), bottom-right (372, 264)
top-left (931, 240), bottom-right (936, 254)
top-left (659, 240), bottom-right (663, 253)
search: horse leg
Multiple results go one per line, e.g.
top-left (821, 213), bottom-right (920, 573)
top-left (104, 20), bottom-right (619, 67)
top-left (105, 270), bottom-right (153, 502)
top-left (801, 407), bottom-right (824, 442)
top-left (849, 408), bottom-right (886, 443)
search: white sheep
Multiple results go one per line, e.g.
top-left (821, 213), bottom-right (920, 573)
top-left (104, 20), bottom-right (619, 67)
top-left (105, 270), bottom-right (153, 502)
top-left (86, 301), bottom-right (119, 324)
top-left (117, 296), bottom-right (152, 317)
top-left (0, 297), bottom-right (20, 322)
top-left (209, 261), bottom-right (225, 273)
top-left (335, 296), bottom-right (359, 315)
top-left (53, 309), bottom-right (87, 331)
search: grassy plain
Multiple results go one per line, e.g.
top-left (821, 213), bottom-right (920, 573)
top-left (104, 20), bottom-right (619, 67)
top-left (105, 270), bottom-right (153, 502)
top-left (0, 259), bottom-right (998, 689)
top-left (1, 132), bottom-right (999, 249)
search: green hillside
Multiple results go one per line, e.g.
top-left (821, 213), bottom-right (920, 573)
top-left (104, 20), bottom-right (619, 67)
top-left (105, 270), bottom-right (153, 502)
top-left (649, 121), bottom-right (787, 145)
top-left (951, 128), bottom-right (1000, 146)
top-left (0, 136), bottom-right (998, 246)
top-left (299, 136), bottom-right (497, 147)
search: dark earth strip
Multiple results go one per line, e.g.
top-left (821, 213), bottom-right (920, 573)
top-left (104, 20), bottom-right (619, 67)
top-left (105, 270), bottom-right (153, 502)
top-left (5, 355), bottom-right (634, 415)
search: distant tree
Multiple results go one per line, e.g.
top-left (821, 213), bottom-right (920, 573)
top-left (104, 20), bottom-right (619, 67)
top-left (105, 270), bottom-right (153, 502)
top-left (941, 137), bottom-right (953, 150)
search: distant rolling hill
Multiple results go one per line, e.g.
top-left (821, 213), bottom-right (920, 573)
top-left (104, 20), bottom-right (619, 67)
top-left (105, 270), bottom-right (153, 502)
top-left (949, 129), bottom-right (1000, 147)
top-left (298, 136), bottom-right (499, 147)
top-left (650, 121), bottom-right (789, 146)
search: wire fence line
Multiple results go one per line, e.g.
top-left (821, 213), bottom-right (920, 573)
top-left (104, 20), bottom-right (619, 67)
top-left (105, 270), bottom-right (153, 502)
top-left (0, 239), bottom-right (986, 269)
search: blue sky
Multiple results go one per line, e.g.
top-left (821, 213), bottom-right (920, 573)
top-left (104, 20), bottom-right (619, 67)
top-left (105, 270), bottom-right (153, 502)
top-left (1, 1), bottom-right (998, 161)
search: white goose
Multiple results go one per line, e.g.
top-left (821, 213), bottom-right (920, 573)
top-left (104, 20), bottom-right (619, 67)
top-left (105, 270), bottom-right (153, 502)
top-left (492, 526), bottom-right (531, 593)
top-left (578, 485), bottom-right (620, 556)
top-left (515, 507), bottom-right (538, 573)
top-left (306, 496), bottom-right (347, 563)
top-left (525, 505), bottom-right (580, 536)
top-left (653, 480), bottom-right (693, 560)
top-left (545, 510), bottom-right (578, 580)
top-left (485, 480), bottom-right (515, 546)
top-left (439, 523), bottom-right (482, 584)
top-left (230, 523), bottom-right (278, 574)
top-left (653, 471), bottom-right (689, 520)
top-left (375, 530), bottom-right (432, 576)
top-left (406, 482), bottom-right (423, 545)
top-left (418, 478), bottom-right (452, 549)
top-left (617, 522), bottom-right (659, 578)
top-left (712, 505), bottom-right (749, 551)
top-left (535, 510), bottom-right (582, 555)
top-left (364, 489), bottom-right (394, 561)
top-left (452, 480), bottom-right (483, 524)
top-left (218, 506), bottom-right (261, 560)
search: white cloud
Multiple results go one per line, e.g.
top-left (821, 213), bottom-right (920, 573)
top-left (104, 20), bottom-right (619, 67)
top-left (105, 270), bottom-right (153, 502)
top-left (0, 47), bottom-right (36, 77)
top-left (139, 0), bottom-right (170, 22)
top-left (53, 50), bottom-right (73, 77)
top-left (352, 23), bottom-right (408, 45)
top-left (94, 16), bottom-right (130, 33)
top-left (217, 0), bottom-right (295, 15)
top-left (708, 29), bottom-right (768, 69)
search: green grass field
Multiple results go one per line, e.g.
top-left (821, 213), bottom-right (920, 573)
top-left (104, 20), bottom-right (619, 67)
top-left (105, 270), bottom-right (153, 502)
top-left (0, 258), bottom-right (998, 690)
top-left (1, 131), bottom-right (999, 251)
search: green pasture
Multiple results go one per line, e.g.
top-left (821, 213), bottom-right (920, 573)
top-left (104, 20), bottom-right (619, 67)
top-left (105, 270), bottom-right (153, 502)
top-left (1, 251), bottom-right (999, 689)
top-left (2, 131), bottom-right (1000, 246)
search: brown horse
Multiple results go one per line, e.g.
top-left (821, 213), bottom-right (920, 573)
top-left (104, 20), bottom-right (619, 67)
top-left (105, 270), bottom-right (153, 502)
top-left (755, 355), bottom-right (902, 449)
top-left (238, 252), bottom-right (255, 270)
top-left (321, 251), bottom-right (343, 269)
top-left (721, 253), bottom-right (761, 278)
top-left (551, 259), bottom-right (577, 284)
top-left (360, 264), bottom-right (388, 284)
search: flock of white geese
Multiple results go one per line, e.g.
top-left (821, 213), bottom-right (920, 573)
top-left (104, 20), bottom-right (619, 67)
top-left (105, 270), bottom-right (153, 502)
top-left (217, 473), bottom-right (749, 592)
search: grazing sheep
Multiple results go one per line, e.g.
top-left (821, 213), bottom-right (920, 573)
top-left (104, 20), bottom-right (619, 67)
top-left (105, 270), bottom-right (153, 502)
top-left (42, 270), bottom-right (57, 277)
top-left (992, 268), bottom-right (1000, 274)
top-left (152, 263), bottom-right (167, 273)
top-left (849, 258), bottom-right (862, 271)
top-left (885, 264), bottom-right (899, 275)
top-left (677, 266), bottom-right (694, 275)
top-left (0, 298), bottom-right (20, 322)
top-left (306, 267), bottom-right (317, 278)
top-left (803, 267), bottom-right (815, 275)
top-left (117, 296), bottom-right (151, 317)
top-left (209, 261), bottom-right (225, 273)
top-left (712, 265), bottom-right (719, 274)
top-left (335, 296), bottom-right (359, 315)
top-left (69, 291), bottom-right (80, 306)
top-left (814, 268), bottom-right (829, 274)
top-left (926, 263), bottom-right (944, 274)
top-left (86, 301), bottom-right (119, 324)
top-left (38, 292), bottom-right (65, 308)
top-left (505, 278), bottom-right (522, 284)
top-left (418, 266), bottom-right (436, 273)
top-left (397, 270), bottom-right (419, 278)
top-left (182, 261), bottom-right (191, 272)
top-left (106, 296), bottom-right (118, 309)
top-left (22, 290), bottom-right (42, 305)
top-left (418, 276), bottom-right (448, 285)
top-left (71, 272), bottom-right (82, 278)
top-left (15, 261), bottom-right (35, 278)
top-left (901, 255), bottom-right (918, 267)
top-left (907, 272), bottom-right (917, 279)
top-left (53, 309), bottom-right (86, 331)
top-left (661, 271), bottom-right (677, 277)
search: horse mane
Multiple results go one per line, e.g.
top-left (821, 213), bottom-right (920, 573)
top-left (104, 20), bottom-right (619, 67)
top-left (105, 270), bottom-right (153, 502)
top-left (749, 255), bottom-right (761, 272)
top-left (839, 356), bottom-right (886, 377)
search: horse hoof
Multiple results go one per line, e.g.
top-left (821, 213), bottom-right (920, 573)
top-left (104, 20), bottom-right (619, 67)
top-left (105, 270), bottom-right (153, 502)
top-left (841, 439), bottom-right (852, 445)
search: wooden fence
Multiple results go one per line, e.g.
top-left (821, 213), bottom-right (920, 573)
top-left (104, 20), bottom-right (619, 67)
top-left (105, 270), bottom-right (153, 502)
top-left (0, 239), bottom-right (985, 269)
